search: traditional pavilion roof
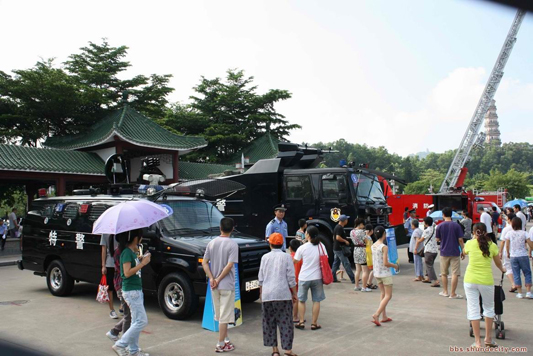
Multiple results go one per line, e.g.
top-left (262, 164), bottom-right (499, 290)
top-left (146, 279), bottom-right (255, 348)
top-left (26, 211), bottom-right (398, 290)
top-left (221, 132), bottom-right (280, 165)
top-left (178, 161), bottom-right (234, 180)
top-left (44, 105), bottom-right (207, 153)
top-left (0, 144), bottom-right (105, 175)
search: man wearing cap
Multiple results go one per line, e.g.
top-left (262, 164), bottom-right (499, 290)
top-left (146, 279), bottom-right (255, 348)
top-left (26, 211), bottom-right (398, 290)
top-left (331, 215), bottom-right (356, 284)
top-left (426, 204), bottom-right (435, 217)
top-left (404, 209), bottom-right (416, 263)
top-left (265, 204), bottom-right (288, 251)
top-left (479, 207), bottom-right (495, 242)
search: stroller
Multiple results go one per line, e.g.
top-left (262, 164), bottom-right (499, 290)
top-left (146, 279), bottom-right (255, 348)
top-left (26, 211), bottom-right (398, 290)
top-left (469, 273), bottom-right (506, 340)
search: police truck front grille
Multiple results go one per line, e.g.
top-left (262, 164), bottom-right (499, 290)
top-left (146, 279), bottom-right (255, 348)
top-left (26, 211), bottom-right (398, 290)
top-left (369, 216), bottom-right (388, 227)
top-left (240, 248), bottom-right (269, 272)
top-left (89, 205), bottom-right (109, 221)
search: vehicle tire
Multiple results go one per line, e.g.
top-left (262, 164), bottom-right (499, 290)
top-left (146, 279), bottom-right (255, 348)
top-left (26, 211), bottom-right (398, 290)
top-left (158, 272), bottom-right (198, 320)
top-left (46, 260), bottom-right (74, 297)
top-left (241, 288), bottom-right (260, 303)
top-left (318, 232), bottom-right (334, 266)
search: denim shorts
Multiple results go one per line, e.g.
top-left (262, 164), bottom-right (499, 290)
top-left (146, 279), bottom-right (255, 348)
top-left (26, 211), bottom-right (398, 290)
top-left (298, 279), bottom-right (325, 303)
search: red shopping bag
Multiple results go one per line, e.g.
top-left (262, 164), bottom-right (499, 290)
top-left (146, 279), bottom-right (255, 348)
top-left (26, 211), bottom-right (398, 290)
top-left (319, 243), bottom-right (333, 285)
top-left (96, 275), bottom-right (110, 304)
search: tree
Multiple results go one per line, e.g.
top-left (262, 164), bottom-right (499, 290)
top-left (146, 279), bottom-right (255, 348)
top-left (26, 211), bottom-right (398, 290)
top-left (164, 69), bottom-right (300, 162)
top-left (0, 59), bottom-right (84, 146)
top-left (0, 39), bottom-right (174, 145)
top-left (483, 169), bottom-right (530, 199)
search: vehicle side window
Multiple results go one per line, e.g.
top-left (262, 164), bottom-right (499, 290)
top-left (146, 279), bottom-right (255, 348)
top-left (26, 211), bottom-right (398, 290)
top-left (285, 176), bottom-right (313, 204)
top-left (321, 174), bottom-right (348, 202)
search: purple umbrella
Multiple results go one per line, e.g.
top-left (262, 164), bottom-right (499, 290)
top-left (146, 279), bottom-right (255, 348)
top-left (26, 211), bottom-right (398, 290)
top-left (92, 200), bottom-right (171, 235)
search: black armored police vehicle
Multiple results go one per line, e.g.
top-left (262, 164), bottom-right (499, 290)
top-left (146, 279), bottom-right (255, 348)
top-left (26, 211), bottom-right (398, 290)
top-left (18, 158), bottom-right (269, 320)
top-left (221, 142), bottom-right (392, 261)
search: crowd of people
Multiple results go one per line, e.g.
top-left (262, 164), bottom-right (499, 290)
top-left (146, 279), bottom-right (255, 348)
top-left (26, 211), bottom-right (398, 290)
top-left (100, 202), bottom-right (533, 355)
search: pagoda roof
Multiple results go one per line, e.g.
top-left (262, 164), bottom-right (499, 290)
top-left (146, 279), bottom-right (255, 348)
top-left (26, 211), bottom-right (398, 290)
top-left (44, 106), bottom-right (207, 153)
top-left (0, 144), bottom-right (104, 175)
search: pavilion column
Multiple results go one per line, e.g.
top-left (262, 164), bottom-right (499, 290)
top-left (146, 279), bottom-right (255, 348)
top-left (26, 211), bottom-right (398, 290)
top-left (172, 151), bottom-right (179, 182)
top-left (25, 184), bottom-right (39, 210)
top-left (57, 176), bottom-right (66, 196)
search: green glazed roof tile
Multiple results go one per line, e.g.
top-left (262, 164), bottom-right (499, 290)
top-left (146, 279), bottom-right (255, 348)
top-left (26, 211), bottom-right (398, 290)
top-left (0, 144), bottom-right (105, 175)
top-left (44, 106), bottom-right (207, 151)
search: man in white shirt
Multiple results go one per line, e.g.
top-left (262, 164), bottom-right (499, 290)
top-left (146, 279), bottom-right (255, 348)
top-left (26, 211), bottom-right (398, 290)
top-left (514, 205), bottom-right (527, 231)
top-left (479, 207), bottom-right (495, 242)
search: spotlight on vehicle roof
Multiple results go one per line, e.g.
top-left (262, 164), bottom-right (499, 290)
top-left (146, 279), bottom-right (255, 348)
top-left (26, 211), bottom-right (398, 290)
top-left (196, 189), bottom-right (205, 198)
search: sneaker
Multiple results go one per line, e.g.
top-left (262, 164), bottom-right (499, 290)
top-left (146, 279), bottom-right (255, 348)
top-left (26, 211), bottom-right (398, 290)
top-left (112, 345), bottom-right (129, 356)
top-left (361, 288), bottom-right (372, 292)
top-left (516, 293), bottom-right (524, 299)
top-left (354, 287), bottom-right (362, 291)
top-left (110, 310), bottom-right (119, 319)
top-left (130, 352), bottom-right (149, 356)
top-left (106, 331), bottom-right (119, 342)
top-left (526, 292), bottom-right (533, 299)
top-left (215, 342), bottom-right (235, 353)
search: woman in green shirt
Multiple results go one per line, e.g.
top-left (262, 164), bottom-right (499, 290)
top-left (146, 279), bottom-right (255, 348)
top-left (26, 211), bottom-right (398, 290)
top-left (112, 229), bottom-right (151, 356)
top-left (463, 223), bottom-right (506, 350)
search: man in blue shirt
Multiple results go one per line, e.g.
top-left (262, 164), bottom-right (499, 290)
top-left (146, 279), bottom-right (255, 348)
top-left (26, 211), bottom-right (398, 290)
top-left (404, 209), bottom-right (416, 263)
top-left (0, 219), bottom-right (7, 251)
top-left (265, 204), bottom-right (288, 251)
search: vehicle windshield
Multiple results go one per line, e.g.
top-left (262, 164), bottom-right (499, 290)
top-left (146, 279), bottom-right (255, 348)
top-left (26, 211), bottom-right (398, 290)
top-left (158, 200), bottom-right (223, 233)
top-left (352, 173), bottom-right (386, 203)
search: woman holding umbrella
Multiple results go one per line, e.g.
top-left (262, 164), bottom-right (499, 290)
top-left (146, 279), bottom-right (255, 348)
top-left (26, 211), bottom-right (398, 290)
top-left (93, 200), bottom-right (171, 356)
top-left (112, 229), bottom-right (151, 356)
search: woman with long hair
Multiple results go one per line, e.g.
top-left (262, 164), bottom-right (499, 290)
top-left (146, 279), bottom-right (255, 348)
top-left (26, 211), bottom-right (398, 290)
top-left (371, 226), bottom-right (399, 326)
top-left (463, 223), bottom-right (506, 349)
top-left (505, 217), bottom-right (533, 299)
top-left (350, 218), bottom-right (370, 292)
top-left (112, 229), bottom-right (151, 356)
top-left (293, 226), bottom-right (327, 331)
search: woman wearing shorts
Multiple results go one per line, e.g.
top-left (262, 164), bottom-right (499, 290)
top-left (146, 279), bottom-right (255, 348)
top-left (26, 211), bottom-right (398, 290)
top-left (293, 226), bottom-right (327, 331)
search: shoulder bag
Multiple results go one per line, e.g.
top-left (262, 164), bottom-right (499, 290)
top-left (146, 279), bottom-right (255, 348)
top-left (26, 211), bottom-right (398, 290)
top-left (418, 227), bottom-right (435, 258)
top-left (318, 243), bottom-right (333, 285)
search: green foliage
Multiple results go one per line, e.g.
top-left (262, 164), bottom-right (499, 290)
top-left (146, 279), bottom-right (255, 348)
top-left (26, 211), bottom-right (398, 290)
top-left (0, 185), bottom-right (27, 216)
top-left (404, 169), bottom-right (444, 194)
top-left (483, 169), bottom-right (530, 199)
top-left (163, 69), bottom-right (300, 162)
top-left (0, 39), bottom-right (174, 145)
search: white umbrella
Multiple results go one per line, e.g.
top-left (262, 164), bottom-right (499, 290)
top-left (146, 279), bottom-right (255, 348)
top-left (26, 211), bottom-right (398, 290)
top-left (92, 200), bottom-right (171, 235)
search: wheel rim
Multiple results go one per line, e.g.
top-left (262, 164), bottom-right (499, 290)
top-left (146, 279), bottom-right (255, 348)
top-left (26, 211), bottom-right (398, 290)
top-left (164, 282), bottom-right (184, 312)
top-left (50, 267), bottom-right (62, 290)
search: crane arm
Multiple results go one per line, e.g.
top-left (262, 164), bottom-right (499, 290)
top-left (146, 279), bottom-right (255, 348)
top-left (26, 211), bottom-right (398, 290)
top-left (439, 9), bottom-right (525, 193)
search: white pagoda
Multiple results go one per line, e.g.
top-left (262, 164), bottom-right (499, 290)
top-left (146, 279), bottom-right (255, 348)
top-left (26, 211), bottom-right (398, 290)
top-left (484, 100), bottom-right (502, 146)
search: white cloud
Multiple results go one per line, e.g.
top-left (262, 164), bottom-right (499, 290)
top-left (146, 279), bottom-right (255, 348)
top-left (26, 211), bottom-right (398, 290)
top-left (288, 67), bottom-right (533, 157)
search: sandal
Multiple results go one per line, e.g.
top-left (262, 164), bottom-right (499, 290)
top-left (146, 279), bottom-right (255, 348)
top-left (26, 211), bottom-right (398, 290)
top-left (293, 319), bottom-right (306, 324)
top-left (284, 353), bottom-right (298, 356)
top-left (422, 279), bottom-right (431, 284)
top-left (272, 353), bottom-right (281, 356)
top-left (430, 283), bottom-right (440, 287)
top-left (485, 340), bottom-right (498, 348)
top-left (310, 324), bottom-right (321, 330)
top-left (509, 287), bottom-right (517, 293)
top-left (381, 318), bottom-right (393, 323)
top-left (294, 322), bottom-right (305, 330)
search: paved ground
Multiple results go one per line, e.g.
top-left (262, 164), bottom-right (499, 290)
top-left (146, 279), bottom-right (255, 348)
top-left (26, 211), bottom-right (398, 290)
top-left (1, 249), bottom-right (532, 356)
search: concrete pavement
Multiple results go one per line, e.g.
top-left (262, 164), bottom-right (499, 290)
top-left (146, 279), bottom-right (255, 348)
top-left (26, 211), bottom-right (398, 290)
top-left (1, 250), bottom-right (532, 356)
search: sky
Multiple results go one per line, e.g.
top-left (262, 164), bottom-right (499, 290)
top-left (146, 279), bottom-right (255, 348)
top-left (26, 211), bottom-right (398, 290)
top-left (1, 0), bottom-right (532, 157)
